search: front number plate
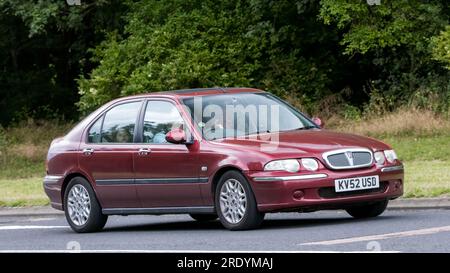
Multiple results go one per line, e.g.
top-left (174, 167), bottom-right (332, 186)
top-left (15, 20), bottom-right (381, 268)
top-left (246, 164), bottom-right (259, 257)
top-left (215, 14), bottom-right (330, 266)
top-left (334, 175), bottom-right (379, 193)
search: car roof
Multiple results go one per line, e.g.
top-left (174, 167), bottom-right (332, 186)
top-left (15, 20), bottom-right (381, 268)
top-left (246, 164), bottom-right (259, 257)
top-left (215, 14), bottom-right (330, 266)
top-left (114, 87), bottom-right (265, 101)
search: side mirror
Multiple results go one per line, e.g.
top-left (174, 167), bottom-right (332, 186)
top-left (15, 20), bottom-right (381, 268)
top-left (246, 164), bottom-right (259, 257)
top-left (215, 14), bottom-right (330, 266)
top-left (312, 117), bottom-right (324, 128)
top-left (165, 128), bottom-right (187, 144)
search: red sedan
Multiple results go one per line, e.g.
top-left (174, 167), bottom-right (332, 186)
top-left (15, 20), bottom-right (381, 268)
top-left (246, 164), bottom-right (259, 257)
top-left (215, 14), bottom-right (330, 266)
top-left (44, 88), bottom-right (403, 232)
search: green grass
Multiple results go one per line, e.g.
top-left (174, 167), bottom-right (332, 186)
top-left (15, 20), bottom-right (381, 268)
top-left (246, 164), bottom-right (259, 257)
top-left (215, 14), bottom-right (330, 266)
top-left (0, 118), bottom-right (449, 207)
top-left (0, 177), bottom-right (49, 207)
top-left (382, 135), bottom-right (450, 162)
top-left (0, 120), bottom-right (70, 206)
top-left (0, 154), bottom-right (45, 179)
top-left (380, 135), bottom-right (450, 198)
top-left (403, 160), bottom-right (450, 198)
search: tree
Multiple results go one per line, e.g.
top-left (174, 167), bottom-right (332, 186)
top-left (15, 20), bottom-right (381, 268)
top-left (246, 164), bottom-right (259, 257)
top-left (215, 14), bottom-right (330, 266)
top-left (1, 0), bottom-right (449, 123)
top-left (0, 0), bottom-right (128, 125)
top-left (78, 0), bottom-right (344, 113)
top-left (319, 0), bottom-right (450, 110)
top-left (432, 26), bottom-right (450, 70)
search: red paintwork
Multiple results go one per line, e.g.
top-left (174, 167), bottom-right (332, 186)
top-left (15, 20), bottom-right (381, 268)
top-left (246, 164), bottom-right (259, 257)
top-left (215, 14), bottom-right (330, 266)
top-left (44, 88), bottom-right (403, 213)
top-left (133, 143), bottom-right (202, 207)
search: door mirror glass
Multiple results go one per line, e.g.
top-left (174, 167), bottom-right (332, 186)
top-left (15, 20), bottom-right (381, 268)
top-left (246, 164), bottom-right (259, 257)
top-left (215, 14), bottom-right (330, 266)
top-left (165, 128), bottom-right (187, 144)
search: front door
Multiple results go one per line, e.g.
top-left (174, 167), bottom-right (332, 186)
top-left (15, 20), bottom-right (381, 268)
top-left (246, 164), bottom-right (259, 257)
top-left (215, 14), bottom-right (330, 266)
top-left (133, 99), bottom-right (203, 208)
top-left (79, 100), bottom-right (143, 209)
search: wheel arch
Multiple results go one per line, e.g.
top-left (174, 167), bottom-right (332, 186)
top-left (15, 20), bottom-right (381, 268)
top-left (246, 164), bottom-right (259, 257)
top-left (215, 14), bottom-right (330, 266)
top-left (60, 172), bottom-right (93, 210)
top-left (211, 165), bottom-right (248, 196)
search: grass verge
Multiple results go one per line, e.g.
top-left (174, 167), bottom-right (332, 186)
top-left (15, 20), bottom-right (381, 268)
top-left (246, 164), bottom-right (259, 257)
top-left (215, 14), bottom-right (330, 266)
top-left (0, 177), bottom-right (49, 207)
top-left (379, 134), bottom-right (450, 198)
top-left (403, 160), bottom-right (450, 198)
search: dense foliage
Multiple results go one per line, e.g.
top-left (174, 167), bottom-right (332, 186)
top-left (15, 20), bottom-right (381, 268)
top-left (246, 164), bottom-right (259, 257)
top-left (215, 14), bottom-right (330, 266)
top-left (0, 0), bottom-right (449, 124)
top-left (0, 0), bottom-right (127, 124)
top-left (432, 26), bottom-right (450, 70)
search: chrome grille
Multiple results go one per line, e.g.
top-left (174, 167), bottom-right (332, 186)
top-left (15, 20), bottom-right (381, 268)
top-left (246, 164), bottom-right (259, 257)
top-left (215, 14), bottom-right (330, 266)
top-left (322, 148), bottom-right (373, 170)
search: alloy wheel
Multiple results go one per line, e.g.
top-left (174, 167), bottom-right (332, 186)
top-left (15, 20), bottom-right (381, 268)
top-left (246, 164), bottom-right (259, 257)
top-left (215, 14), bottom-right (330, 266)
top-left (67, 184), bottom-right (91, 226)
top-left (219, 178), bottom-right (247, 224)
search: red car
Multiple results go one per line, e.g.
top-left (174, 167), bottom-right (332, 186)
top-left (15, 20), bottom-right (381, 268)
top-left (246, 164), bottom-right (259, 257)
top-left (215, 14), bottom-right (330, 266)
top-left (44, 88), bottom-right (403, 232)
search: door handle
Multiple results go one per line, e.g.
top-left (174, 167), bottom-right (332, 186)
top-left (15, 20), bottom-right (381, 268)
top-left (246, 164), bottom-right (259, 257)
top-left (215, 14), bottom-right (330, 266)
top-left (138, 148), bottom-right (151, 156)
top-left (83, 148), bottom-right (94, 155)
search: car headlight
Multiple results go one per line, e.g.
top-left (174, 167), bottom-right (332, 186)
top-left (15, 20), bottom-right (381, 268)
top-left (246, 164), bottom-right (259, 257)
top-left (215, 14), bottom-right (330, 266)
top-left (301, 158), bottom-right (319, 171)
top-left (384, 150), bottom-right (398, 163)
top-left (264, 159), bottom-right (300, 173)
top-left (374, 151), bottom-right (386, 165)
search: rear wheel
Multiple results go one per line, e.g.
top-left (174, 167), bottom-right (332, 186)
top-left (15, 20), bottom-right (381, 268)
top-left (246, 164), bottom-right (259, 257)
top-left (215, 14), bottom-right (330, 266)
top-left (346, 200), bottom-right (388, 219)
top-left (64, 177), bottom-right (108, 233)
top-left (215, 170), bottom-right (264, 230)
top-left (189, 214), bottom-right (218, 222)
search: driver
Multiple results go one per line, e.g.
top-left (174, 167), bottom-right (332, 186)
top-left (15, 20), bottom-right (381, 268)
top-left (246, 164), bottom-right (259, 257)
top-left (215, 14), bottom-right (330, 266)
top-left (153, 121), bottom-right (185, 144)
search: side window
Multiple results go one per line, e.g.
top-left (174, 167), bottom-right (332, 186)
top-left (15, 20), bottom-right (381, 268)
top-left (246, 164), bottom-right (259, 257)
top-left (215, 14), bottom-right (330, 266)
top-left (101, 101), bottom-right (141, 143)
top-left (143, 101), bottom-right (185, 144)
top-left (88, 116), bottom-right (103, 143)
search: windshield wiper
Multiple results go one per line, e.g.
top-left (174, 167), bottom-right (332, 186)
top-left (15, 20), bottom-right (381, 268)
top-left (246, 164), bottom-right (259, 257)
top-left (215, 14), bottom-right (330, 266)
top-left (256, 126), bottom-right (316, 134)
top-left (293, 125), bottom-right (317, 131)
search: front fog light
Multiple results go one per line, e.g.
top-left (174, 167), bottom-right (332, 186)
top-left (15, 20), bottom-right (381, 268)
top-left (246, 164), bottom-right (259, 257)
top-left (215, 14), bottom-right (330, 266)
top-left (374, 151), bottom-right (385, 165)
top-left (384, 150), bottom-right (398, 163)
top-left (301, 158), bottom-right (319, 171)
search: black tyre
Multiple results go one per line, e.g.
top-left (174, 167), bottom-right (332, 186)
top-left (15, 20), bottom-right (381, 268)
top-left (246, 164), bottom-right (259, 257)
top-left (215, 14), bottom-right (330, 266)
top-left (64, 177), bottom-right (108, 233)
top-left (189, 214), bottom-right (218, 222)
top-left (215, 170), bottom-right (265, 230)
top-left (346, 200), bottom-right (388, 219)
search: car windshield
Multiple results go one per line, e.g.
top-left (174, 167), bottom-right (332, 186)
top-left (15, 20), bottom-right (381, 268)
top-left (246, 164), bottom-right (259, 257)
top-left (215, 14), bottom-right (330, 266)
top-left (182, 92), bottom-right (317, 140)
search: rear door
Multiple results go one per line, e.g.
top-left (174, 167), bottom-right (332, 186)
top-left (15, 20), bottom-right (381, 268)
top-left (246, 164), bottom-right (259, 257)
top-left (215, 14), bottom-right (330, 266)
top-left (79, 100), bottom-right (143, 209)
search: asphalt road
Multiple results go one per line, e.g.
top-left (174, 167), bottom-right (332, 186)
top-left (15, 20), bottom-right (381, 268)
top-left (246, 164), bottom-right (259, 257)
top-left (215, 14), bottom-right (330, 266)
top-left (0, 209), bottom-right (449, 252)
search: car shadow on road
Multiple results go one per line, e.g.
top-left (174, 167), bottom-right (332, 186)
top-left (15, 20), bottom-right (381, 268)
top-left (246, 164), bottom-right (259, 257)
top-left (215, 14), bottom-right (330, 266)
top-left (101, 214), bottom-right (399, 233)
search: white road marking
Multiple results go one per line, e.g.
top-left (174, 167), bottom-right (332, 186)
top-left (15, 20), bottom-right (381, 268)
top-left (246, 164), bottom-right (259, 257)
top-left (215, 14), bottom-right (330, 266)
top-left (0, 225), bottom-right (68, 230)
top-left (27, 217), bottom-right (57, 222)
top-left (300, 225), bottom-right (450, 246)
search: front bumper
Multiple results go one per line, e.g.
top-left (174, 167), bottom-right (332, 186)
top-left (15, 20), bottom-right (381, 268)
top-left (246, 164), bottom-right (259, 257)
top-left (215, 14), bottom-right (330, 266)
top-left (247, 164), bottom-right (404, 212)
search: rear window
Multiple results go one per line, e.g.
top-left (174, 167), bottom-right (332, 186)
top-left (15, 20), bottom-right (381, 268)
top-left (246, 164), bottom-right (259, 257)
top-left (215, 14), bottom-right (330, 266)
top-left (87, 101), bottom-right (141, 143)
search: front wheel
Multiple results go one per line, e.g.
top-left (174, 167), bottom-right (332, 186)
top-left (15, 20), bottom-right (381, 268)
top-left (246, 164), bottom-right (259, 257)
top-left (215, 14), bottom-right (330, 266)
top-left (64, 177), bottom-right (108, 233)
top-left (215, 170), bottom-right (265, 230)
top-left (346, 200), bottom-right (388, 219)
